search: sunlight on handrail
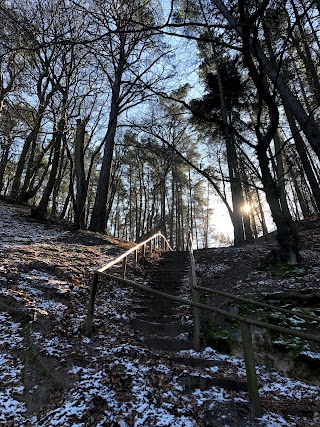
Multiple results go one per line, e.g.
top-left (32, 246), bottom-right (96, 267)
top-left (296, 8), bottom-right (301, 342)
top-left (97, 232), bottom-right (172, 273)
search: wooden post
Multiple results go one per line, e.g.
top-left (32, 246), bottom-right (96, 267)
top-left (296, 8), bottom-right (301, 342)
top-left (133, 250), bottom-right (137, 271)
top-left (148, 240), bottom-right (152, 255)
top-left (240, 322), bottom-right (262, 418)
top-left (141, 244), bottom-right (146, 264)
top-left (121, 257), bottom-right (127, 279)
top-left (84, 273), bottom-right (99, 336)
top-left (190, 249), bottom-right (201, 351)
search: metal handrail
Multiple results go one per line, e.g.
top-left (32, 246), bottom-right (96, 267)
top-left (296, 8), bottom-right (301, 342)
top-left (84, 231), bottom-right (172, 336)
top-left (97, 232), bottom-right (172, 274)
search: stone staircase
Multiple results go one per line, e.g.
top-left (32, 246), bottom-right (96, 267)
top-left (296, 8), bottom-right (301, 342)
top-left (131, 250), bottom-right (192, 352)
top-left (130, 251), bottom-right (227, 370)
top-left (129, 250), bottom-right (248, 396)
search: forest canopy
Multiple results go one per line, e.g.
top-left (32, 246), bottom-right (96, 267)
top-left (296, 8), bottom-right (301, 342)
top-left (1, 0), bottom-right (320, 262)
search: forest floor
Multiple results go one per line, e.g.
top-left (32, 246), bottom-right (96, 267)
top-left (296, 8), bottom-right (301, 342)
top-left (0, 198), bottom-right (320, 427)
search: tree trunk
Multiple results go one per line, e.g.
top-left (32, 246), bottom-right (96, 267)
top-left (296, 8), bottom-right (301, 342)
top-left (11, 121), bottom-right (42, 198)
top-left (284, 106), bottom-right (320, 213)
top-left (169, 167), bottom-right (175, 248)
top-left (255, 188), bottom-right (268, 237)
top-left (89, 110), bottom-right (120, 232)
top-left (88, 57), bottom-right (124, 233)
top-left (236, 0), bottom-right (300, 263)
top-left (74, 119), bottom-right (87, 229)
top-left (216, 62), bottom-right (244, 245)
top-left (30, 116), bottom-right (65, 220)
top-left (290, 0), bottom-right (320, 105)
top-left (51, 149), bottom-right (66, 217)
top-left (11, 72), bottom-right (52, 198)
top-left (257, 145), bottom-right (299, 264)
top-left (239, 156), bottom-right (254, 242)
top-left (212, 0), bottom-right (320, 159)
top-left (0, 137), bottom-right (11, 192)
top-left (273, 131), bottom-right (291, 220)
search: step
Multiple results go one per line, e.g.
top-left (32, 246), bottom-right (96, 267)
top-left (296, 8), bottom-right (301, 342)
top-left (137, 313), bottom-right (177, 322)
top-left (144, 336), bottom-right (193, 352)
top-left (132, 292), bottom-right (182, 302)
top-left (168, 355), bottom-right (224, 369)
top-left (155, 273), bottom-right (187, 279)
top-left (133, 299), bottom-right (179, 309)
top-left (131, 320), bottom-right (189, 337)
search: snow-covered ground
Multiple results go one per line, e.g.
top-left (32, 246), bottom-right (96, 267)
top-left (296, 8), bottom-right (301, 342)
top-left (0, 200), bottom-right (319, 426)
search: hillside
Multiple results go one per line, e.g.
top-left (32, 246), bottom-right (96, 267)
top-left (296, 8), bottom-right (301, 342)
top-left (0, 199), bottom-right (320, 427)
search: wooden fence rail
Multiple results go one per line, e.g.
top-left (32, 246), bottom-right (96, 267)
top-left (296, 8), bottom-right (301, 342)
top-left (186, 231), bottom-right (320, 417)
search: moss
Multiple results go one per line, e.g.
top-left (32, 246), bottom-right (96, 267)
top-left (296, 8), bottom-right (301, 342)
top-left (239, 302), bottom-right (259, 316)
top-left (266, 311), bottom-right (289, 327)
top-left (297, 351), bottom-right (320, 369)
top-left (205, 321), bottom-right (232, 354)
top-left (259, 260), bottom-right (306, 279)
top-left (271, 335), bottom-right (302, 355)
top-left (225, 317), bottom-right (240, 327)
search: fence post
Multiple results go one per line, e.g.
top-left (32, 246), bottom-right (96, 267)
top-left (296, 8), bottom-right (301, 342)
top-left (189, 244), bottom-right (201, 351)
top-left (141, 244), bottom-right (146, 264)
top-left (240, 322), bottom-right (262, 418)
top-left (133, 250), bottom-right (137, 271)
top-left (148, 240), bottom-right (152, 255)
top-left (121, 257), bottom-right (127, 279)
top-left (84, 273), bottom-right (99, 336)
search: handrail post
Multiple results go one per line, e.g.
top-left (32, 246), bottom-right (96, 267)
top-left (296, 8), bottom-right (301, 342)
top-left (148, 240), bottom-right (152, 255)
top-left (188, 232), bottom-right (201, 351)
top-left (84, 273), bottom-right (99, 336)
top-left (121, 257), bottom-right (127, 279)
top-left (141, 244), bottom-right (146, 264)
top-left (240, 322), bottom-right (262, 417)
top-left (133, 250), bottom-right (137, 271)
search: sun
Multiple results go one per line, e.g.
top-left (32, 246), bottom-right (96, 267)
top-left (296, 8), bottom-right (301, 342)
top-left (242, 203), bottom-right (251, 214)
